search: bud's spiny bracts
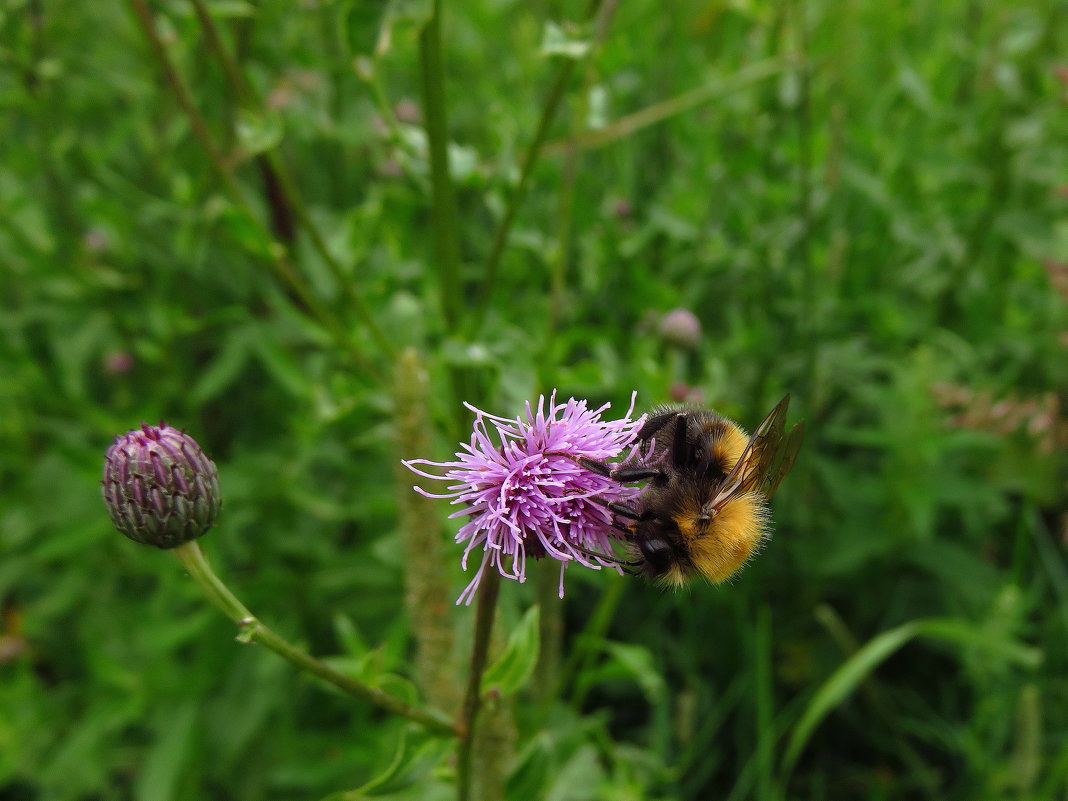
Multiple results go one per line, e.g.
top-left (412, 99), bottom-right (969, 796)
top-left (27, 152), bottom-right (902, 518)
top-left (103, 423), bottom-right (221, 548)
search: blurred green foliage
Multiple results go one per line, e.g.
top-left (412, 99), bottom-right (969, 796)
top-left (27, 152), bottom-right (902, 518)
top-left (1, 0), bottom-right (1066, 799)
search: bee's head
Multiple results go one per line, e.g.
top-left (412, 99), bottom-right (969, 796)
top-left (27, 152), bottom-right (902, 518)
top-left (632, 517), bottom-right (689, 582)
top-left (638, 536), bottom-right (673, 574)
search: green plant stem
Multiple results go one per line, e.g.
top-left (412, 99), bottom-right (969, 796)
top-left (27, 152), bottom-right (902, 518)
top-left (129, 0), bottom-right (382, 378)
top-left (540, 59), bottom-right (784, 156)
top-left (418, 0), bottom-right (463, 332)
top-left (532, 561), bottom-right (562, 705)
top-left (416, 0), bottom-right (477, 439)
top-left (171, 541), bottom-right (460, 738)
top-left (468, 59), bottom-right (576, 335)
top-left (394, 349), bottom-right (458, 713)
top-left (468, 0), bottom-right (613, 336)
top-left (562, 574), bottom-right (624, 708)
top-left (187, 0), bottom-right (247, 103)
top-left (130, 0), bottom-right (236, 198)
top-left (456, 568), bottom-right (502, 801)
top-left (543, 0), bottom-right (618, 357)
top-left (186, 0), bottom-right (394, 358)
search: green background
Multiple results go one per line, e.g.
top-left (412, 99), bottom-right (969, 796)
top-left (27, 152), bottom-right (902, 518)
top-left (1, 0), bottom-right (1066, 799)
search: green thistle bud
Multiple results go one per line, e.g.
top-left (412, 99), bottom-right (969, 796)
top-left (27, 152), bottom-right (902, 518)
top-left (102, 423), bottom-right (221, 549)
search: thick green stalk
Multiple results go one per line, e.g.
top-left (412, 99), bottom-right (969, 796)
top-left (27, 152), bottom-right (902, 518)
top-left (394, 349), bottom-right (458, 713)
top-left (532, 561), bottom-right (563, 705)
top-left (419, 0), bottom-right (463, 332)
top-left (467, 683), bottom-right (516, 801)
top-left (456, 568), bottom-right (502, 801)
top-left (172, 542), bottom-right (460, 737)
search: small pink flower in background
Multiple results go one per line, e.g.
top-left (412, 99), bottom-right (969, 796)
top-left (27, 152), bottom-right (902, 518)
top-left (404, 393), bottom-right (646, 605)
top-left (394, 98), bottom-right (421, 124)
top-left (104, 351), bottom-right (135, 375)
top-left (670, 381), bottom-right (705, 405)
top-left (657, 308), bottom-right (702, 349)
top-left (82, 228), bottom-right (109, 254)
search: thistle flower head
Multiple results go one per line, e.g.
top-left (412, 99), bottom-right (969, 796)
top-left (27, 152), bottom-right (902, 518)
top-left (404, 393), bottom-right (646, 605)
top-left (102, 423), bottom-right (221, 549)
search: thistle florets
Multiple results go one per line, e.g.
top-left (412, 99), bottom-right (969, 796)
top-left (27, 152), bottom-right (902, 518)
top-left (102, 423), bottom-right (221, 548)
top-left (403, 393), bottom-right (646, 605)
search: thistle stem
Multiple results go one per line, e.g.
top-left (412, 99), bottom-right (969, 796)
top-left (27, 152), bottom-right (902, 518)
top-left (456, 568), bottom-right (502, 801)
top-left (418, 0), bottom-right (463, 332)
top-left (171, 541), bottom-right (460, 738)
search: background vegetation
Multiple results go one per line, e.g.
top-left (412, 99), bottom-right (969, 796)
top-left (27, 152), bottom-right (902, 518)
top-left (2, 0), bottom-right (1066, 799)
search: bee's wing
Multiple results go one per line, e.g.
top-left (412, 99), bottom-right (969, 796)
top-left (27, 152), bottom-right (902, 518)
top-left (760, 417), bottom-right (804, 497)
top-left (706, 395), bottom-right (804, 513)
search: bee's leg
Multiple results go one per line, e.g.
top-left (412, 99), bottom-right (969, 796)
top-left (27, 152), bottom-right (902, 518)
top-left (571, 544), bottom-right (642, 569)
top-left (585, 495), bottom-right (651, 524)
top-left (609, 466), bottom-right (663, 483)
top-left (607, 501), bottom-right (642, 519)
top-left (576, 456), bottom-right (663, 484)
top-left (671, 412), bottom-right (689, 467)
top-left (637, 411), bottom-right (678, 442)
top-left (574, 455), bottom-right (613, 477)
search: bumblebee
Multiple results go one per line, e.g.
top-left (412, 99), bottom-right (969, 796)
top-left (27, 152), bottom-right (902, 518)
top-left (581, 395), bottom-right (804, 586)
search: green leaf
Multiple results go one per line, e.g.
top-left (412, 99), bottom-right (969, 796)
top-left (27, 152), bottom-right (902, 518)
top-left (600, 641), bottom-right (666, 705)
top-left (782, 617), bottom-right (1042, 776)
top-left (539, 21), bottom-right (590, 59)
top-left (782, 621), bottom-right (920, 777)
top-left (440, 338), bottom-right (496, 367)
top-left (136, 702), bottom-right (198, 801)
top-left (250, 332), bottom-right (308, 398)
top-left (189, 327), bottom-right (251, 405)
top-left (235, 108), bottom-right (284, 156)
top-left (320, 727), bottom-right (451, 800)
top-left (203, 0), bottom-right (255, 18)
top-left (374, 0), bottom-right (432, 59)
top-left (361, 734), bottom-right (452, 796)
top-left (481, 605), bottom-right (540, 698)
top-left (333, 613), bottom-right (369, 658)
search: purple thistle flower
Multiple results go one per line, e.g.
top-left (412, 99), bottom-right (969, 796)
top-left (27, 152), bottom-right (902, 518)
top-left (102, 423), bottom-right (221, 549)
top-left (403, 393), bottom-right (647, 605)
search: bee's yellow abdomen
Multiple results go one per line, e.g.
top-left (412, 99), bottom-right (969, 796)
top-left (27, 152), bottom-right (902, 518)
top-left (688, 492), bottom-right (768, 583)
